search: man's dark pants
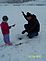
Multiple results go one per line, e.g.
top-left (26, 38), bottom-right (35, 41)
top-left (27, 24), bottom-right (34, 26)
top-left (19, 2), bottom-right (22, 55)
top-left (24, 24), bottom-right (38, 38)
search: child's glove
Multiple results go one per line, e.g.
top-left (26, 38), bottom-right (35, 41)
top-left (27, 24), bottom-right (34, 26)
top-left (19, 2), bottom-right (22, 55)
top-left (9, 26), bottom-right (11, 29)
top-left (12, 24), bottom-right (15, 27)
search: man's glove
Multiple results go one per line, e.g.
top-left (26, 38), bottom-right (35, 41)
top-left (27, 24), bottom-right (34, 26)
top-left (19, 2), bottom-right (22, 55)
top-left (22, 11), bottom-right (24, 15)
top-left (22, 30), bottom-right (26, 34)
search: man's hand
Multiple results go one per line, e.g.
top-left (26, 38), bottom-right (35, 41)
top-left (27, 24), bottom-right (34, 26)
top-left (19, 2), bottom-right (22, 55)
top-left (22, 30), bottom-right (26, 34)
top-left (22, 11), bottom-right (24, 15)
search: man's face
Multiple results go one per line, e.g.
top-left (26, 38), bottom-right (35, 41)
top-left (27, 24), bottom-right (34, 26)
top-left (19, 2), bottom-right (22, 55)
top-left (27, 16), bottom-right (32, 21)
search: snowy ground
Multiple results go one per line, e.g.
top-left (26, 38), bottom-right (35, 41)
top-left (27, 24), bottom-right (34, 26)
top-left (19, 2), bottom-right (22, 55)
top-left (0, 5), bottom-right (46, 61)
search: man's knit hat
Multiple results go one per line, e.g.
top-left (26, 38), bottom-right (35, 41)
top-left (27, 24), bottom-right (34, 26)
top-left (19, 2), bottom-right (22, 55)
top-left (26, 12), bottom-right (32, 17)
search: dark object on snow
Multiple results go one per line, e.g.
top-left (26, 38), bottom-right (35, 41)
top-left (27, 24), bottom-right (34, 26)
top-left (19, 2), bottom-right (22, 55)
top-left (18, 38), bottom-right (22, 40)
top-left (22, 11), bottom-right (40, 38)
top-left (15, 43), bottom-right (23, 46)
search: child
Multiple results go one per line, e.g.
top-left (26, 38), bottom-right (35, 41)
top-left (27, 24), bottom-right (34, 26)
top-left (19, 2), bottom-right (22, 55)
top-left (22, 11), bottom-right (40, 38)
top-left (1, 16), bottom-right (15, 45)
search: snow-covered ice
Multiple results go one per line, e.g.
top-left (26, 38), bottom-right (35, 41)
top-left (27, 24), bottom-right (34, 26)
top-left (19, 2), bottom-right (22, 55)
top-left (0, 4), bottom-right (46, 61)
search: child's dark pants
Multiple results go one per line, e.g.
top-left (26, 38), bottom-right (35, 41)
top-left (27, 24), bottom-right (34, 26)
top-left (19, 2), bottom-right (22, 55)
top-left (3, 34), bottom-right (10, 44)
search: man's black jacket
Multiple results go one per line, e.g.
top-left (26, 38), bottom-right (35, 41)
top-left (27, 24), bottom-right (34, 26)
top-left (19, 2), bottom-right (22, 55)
top-left (22, 13), bottom-right (40, 33)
